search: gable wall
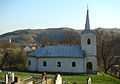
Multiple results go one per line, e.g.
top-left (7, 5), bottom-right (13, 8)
top-left (28, 57), bottom-right (38, 71)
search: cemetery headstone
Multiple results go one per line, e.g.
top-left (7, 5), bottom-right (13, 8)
top-left (55, 74), bottom-right (62, 84)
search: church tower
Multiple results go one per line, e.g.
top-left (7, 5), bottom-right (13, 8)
top-left (81, 8), bottom-right (97, 73)
top-left (81, 8), bottom-right (96, 56)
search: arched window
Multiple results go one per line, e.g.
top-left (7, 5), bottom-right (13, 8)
top-left (72, 62), bottom-right (76, 67)
top-left (43, 61), bottom-right (47, 66)
top-left (57, 61), bottom-right (61, 67)
top-left (29, 60), bottom-right (31, 66)
top-left (87, 39), bottom-right (91, 45)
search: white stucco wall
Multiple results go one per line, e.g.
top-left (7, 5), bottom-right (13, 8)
top-left (28, 57), bottom-right (38, 71)
top-left (28, 57), bottom-right (86, 73)
top-left (81, 34), bottom-right (96, 56)
top-left (81, 33), bottom-right (97, 73)
top-left (85, 56), bottom-right (97, 72)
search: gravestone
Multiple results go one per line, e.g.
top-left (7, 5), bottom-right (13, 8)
top-left (5, 72), bottom-right (15, 84)
top-left (12, 73), bottom-right (14, 82)
top-left (55, 74), bottom-right (62, 84)
top-left (5, 74), bottom-right (8, 84)
top-left (87, 77), bottom-right (91, 84)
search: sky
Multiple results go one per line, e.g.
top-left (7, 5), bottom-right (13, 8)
top-left (0, 0), bottom-right (120, 35)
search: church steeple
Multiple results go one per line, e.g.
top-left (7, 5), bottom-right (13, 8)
top-left (81, 7), bottom-right (95, 34)
top-left (81, 7), bottom-right (96, 56)
top-left (85, 8), bottom-right (90, 30)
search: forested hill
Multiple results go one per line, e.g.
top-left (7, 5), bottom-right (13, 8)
top-left (0, 27), bottom-right (120, 43)
top-left (0, 27), bottom-right (81, 43)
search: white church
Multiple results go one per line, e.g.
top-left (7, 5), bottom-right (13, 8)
top-left (28, 8), bottom-right (97, 73)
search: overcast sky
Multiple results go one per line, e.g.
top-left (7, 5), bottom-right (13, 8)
top-left (0, 0), bottom-right (120, 35)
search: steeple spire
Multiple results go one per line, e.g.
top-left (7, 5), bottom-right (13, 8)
top-left (81, 7), bottom-right (95, 34)
top-left (85, 7), bottom-right (90, 30)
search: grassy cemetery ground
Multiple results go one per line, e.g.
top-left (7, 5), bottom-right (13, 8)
top-left (0, 69), bottom-right (120, 84)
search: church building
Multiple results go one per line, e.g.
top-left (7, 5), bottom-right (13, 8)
top-left (28, 8), bottom-right (97, 73)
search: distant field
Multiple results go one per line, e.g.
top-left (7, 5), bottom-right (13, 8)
top-left (0, 69), bottom-right (120, 84)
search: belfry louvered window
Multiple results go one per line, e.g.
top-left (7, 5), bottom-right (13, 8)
top-left (87, 39), bottom-right (91, 45)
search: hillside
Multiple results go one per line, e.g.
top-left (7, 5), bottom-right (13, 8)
top-left (0, 27), bottom-right (81, 44)
top-left (0, 27), bottom-right (120, 44)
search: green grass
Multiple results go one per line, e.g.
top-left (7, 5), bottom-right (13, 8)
top-left (0, 69), bottom-right (120, 84)
top-left (61, 74), bottom-right (120, 84)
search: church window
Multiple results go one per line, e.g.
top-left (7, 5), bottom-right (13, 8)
top-left (29, 60), bottom-right (31, 66)
top-left (72, 62), bottom-right (76, 67)
top-left (43, 61), bottom-right (47, 66)
top-left (57, 61), bottom-right (61, 67)
top-left (87, 39), bottom-right (91, 45)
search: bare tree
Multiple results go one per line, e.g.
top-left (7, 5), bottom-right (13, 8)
top-left (60, 31), bottom-right (80, 46)
top-left (96, 29), bottom-right (120, 73)
top-left (40, 37), bottom-right (55, 47)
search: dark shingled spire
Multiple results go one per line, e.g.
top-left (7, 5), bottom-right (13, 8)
top-left (81, 7), bottom-right (95, 34)
top-left (85, 8), bottom-right (90, 30)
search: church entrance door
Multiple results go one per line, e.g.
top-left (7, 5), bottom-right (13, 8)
top-left (86, 62), bottom-right (92, 73)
